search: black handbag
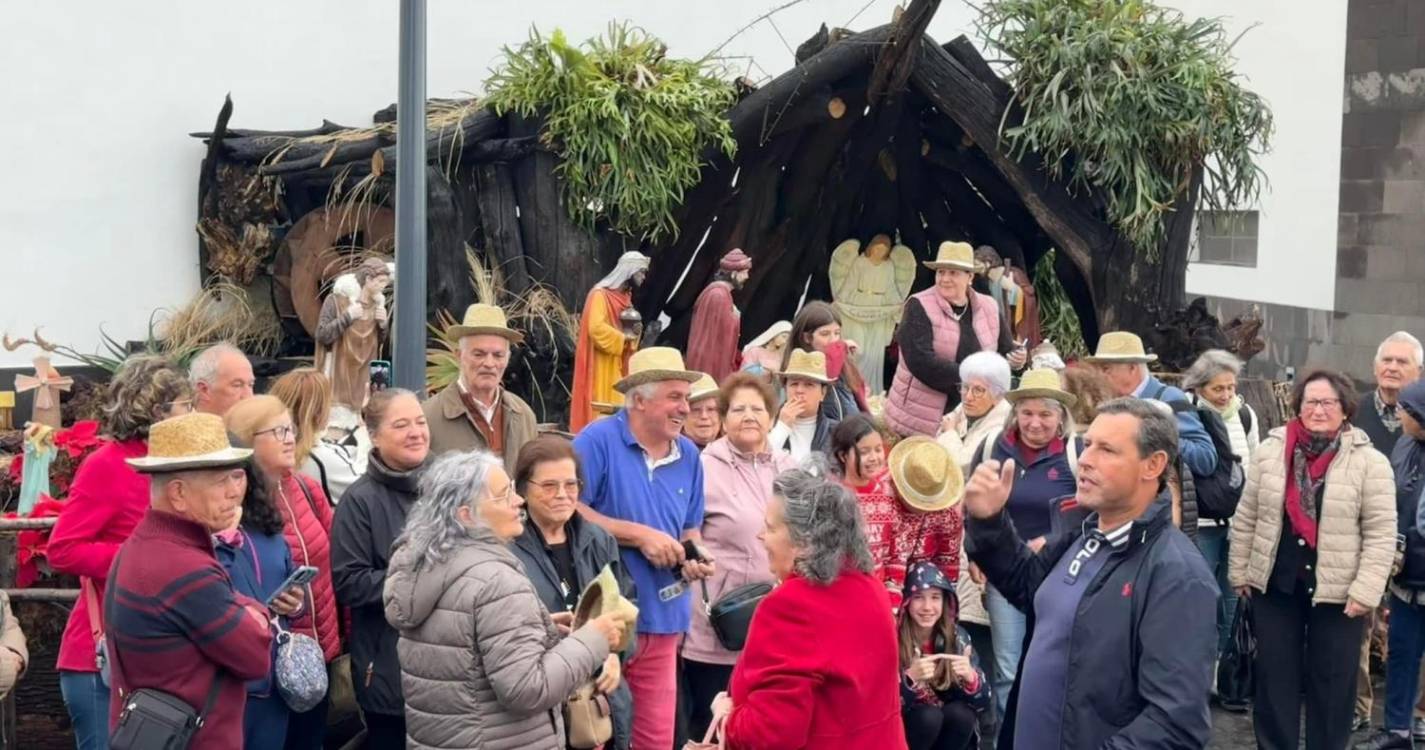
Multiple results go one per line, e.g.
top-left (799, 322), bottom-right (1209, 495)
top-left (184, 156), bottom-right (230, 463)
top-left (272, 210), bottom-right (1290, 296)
top-left (701, 580), bottom-right (773, 651)
top-left (1216, 597), bottom-right (1254, 708)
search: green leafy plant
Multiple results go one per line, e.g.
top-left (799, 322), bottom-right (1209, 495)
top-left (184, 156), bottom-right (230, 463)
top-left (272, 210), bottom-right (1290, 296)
top-left (484, 23), bottom-right (738, 240)
top-left (979, 0), bottom-right (1273, 254)
top-left (1033, 249), bottom-right (1087, 359)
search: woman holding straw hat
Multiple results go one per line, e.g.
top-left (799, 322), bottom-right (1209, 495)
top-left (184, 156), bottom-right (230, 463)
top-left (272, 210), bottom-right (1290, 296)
top-left (768, 349), bottom-right (841, 462)
top-left (886, 242), bottom-right (1027, 439)
top-left (968, 368), bottom-right (1081, 716)
top-left (884, 436), bottom-right (966, 613)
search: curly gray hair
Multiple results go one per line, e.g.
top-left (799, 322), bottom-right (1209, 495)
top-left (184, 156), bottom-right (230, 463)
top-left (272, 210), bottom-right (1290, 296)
top-left (772, 469), bottom-right (873, 585)
top-left (1182, 349), bottom-right (1244, 392)
top-left (398, 449), bottom-right (502, 568)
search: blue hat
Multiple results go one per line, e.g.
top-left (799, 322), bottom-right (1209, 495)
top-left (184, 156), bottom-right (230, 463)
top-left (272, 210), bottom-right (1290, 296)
top-left (1401, 379), bottom-right (1425, 424)
top-left (905, 561), bottom-right (955, 596)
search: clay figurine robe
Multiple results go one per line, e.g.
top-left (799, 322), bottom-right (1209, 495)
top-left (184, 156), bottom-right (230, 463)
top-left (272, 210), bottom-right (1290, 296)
top-left (686, 248), bottom-right (752, 384)
top-left (828, 235), bottom-right (915, 395)
top-left (315, 258), bottom-right (392, 410)
top-left (570, 251), bottom-right (649, 432)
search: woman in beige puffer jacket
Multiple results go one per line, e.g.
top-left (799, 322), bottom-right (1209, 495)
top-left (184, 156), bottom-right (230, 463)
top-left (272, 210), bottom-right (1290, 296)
top-left (384, 450), bottom-right (627, 750)
top-left (1227, 370), bottom-right (1396, 750)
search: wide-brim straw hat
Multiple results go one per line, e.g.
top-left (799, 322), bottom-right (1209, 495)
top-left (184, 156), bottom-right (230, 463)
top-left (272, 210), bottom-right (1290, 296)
top-left (1082, 331), bottom-right (1158, 364)
top-left (126, 412), bottom-right (253, 474)
top-left (448, 303), bottom-right (525, 344)
top-left (923, 241), bottom-right (978, 273)
top-left (1006, 368), bottom-right (1078, 408)
top-left (613, 347), bottom-right (701, 394)
top-left (778, 348), bottom-right (833, 384)
top-left (573, 564), bottom-right (639, 652)
top-left (688, 373), bottom-right (719, 403)
top-left (888, 436), bottom-right (964, 513)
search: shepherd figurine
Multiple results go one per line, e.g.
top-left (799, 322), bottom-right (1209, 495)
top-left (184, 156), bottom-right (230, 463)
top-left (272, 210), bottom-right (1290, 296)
top-left (315, 258), bottom-right (393, 410)
top-left (685, 248), bottom-right (752, 384)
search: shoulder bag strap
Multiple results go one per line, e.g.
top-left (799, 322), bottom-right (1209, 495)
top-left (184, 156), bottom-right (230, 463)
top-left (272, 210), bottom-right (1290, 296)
top-left (83, 577), bottom-right (104, 644)
top-left (293, 474), bottom-right (321, 516)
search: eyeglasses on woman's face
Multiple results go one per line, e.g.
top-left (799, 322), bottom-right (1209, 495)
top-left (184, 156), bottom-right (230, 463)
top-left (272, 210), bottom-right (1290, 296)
top-left (254, 424), bottom-right (296, 442)
top-left (530, 479), bottom-right (582, 497)
top-left (1301, 398), bottom-right (1341, 414)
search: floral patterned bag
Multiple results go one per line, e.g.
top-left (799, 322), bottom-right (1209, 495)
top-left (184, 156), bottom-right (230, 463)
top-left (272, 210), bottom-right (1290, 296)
top-left (274, 623), bottom-right (328, 712)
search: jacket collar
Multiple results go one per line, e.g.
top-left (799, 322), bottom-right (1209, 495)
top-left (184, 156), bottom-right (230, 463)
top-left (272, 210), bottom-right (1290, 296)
top-left (515, 513), bottom-right (595, 558)
top-left (703, 435), bottom-right (775, 466)
top-left (439, 380), bottom-right (512, 421)
top-left (365, 451), bottom-right (426, 495)
top-left (140, 508), bottom-right (218, 551)
top-left (1079, 491), bottom-right (1174, 553)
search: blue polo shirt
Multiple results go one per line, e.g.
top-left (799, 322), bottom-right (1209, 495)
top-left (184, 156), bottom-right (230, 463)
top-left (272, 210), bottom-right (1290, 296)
top-left (573, 410), bottom-right (705, 635)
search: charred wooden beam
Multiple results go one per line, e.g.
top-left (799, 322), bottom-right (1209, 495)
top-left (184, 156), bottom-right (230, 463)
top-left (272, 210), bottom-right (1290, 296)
top-left (258, 109), bottom-right (502, 176)
top-left (190, 120), bottom-right (351, 139)
top-left (867, 0), bottom-right (941, 105)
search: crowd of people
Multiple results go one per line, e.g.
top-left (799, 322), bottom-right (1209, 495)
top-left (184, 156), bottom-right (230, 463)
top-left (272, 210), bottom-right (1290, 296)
top-left (19, 240), bottom-right (1425, 750)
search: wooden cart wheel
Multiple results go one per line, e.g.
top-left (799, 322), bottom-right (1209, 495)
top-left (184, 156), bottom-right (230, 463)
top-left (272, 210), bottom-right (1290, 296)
top-left (273, 207), bottom-right (396, 336)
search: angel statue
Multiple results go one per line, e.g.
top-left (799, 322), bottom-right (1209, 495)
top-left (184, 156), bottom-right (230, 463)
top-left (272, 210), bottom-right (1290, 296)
top-left (828, 233), bottom-right (915, 395)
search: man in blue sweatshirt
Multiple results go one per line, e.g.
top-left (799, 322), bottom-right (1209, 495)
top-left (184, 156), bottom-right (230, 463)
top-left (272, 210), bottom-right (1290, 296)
top-left (965, 397), bottom-right (1218, 749)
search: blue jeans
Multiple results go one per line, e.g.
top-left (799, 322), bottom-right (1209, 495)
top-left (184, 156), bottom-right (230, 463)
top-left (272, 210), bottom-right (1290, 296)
top-left (1194, 524), bottom-right (1236, 654)
top-left (1387, 594), bottom-right (1425, 731)
top-left (59, 670), bottom-right (110, 750)
top-left (986, 584), bottom-right (1026, 716)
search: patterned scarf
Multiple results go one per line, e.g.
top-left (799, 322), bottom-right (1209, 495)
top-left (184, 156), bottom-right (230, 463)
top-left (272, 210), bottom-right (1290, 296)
top-left (1282, 418), bottom-right (1343, 548)
top-left (1378, 390), bottom-right (1402, 433)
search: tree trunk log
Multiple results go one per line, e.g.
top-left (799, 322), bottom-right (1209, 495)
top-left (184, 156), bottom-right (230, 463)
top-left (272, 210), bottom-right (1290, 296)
top-left (473, 162), bottom-right (533, 294)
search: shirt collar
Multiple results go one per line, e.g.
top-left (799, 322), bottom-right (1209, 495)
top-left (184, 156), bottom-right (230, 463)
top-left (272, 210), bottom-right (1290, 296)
top-left (1131, 373), bottom-right (1151, 398)
top-left (1099, 520), bottom-right (1133, 548)
top-left (614, 410), bottom-right (685, 471)
top-left (458, 378), bottom-right (501, 417)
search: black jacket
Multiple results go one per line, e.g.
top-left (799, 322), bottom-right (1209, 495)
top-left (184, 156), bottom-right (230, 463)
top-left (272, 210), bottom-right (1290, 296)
top-left (969, 493), bottom-right (1218, 749)
top-left (511, 514), bottom-right (637, 750)
top-left (329, 453), bottom-right (425, 717)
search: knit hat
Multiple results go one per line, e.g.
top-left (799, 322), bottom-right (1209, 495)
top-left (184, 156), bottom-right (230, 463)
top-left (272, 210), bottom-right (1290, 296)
top-left (719, 248), bottom-right (752, 272)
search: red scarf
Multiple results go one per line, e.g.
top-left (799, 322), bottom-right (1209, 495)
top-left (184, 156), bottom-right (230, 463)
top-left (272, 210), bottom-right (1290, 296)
top-left (1282, 418), bottom-right (1341, 549)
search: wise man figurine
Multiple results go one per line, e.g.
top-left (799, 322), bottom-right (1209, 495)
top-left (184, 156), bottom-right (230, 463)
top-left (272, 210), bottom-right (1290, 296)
top-left (686, 248), bottom-right (752, 384)
top-left (828, 234), bottom-right (916, 395)
top-left (570, 251), bottom-right (650, 432)
top-left (14, 355), bottom-right (73, 429)
top-left (315, 257), bottom-right (393, 410)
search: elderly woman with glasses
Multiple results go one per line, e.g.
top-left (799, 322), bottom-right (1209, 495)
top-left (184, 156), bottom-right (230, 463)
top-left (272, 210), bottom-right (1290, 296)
top-left (384, 450), bottom-right (630, 750)
top-left (1229, 369), bottom-right (1395, 750)
top-left (936, 352), bottom-right (1014, 470)
top-left (708, 469), bottom-right (906, 749)
top-left (510, 435), bottom-right (635, 750)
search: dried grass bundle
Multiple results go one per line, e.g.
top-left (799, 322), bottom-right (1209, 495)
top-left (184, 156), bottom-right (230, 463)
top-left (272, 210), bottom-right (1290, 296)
top-left (155, 281), bottom-right (282, 361)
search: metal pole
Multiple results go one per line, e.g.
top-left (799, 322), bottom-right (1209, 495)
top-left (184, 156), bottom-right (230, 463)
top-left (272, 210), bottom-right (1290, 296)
top-left (393, 0), bottom-right (428, 393)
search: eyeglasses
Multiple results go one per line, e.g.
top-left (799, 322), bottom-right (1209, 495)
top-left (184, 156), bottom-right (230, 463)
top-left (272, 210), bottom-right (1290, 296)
top-left (1301, 399), bottom-right (1341, 413)
top-left (164, 399), bottom-right (194, 414)
top-left (530, 480), bottom-right (582, 496)
top-left (488, 487), bottom-right (520, 508)
top-left (958, 384), bottom-right (990, 398)
top-left (254, 424), bottom-right (296, 442)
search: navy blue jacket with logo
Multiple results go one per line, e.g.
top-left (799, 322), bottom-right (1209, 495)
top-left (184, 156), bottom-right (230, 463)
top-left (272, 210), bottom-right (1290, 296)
top-left (968, 493), bottom-right (1218, 749)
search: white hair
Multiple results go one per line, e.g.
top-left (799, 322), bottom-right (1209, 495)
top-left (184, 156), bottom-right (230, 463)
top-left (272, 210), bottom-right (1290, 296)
top-left (189, 343), bottom-right (246, 387)
top-left (958, 352), bottom-right (1012, 398)
top-left (627, 381), bottom-right (662, 404)
top-left (1377, 331), bottom-right (1424, 367)
top-left (1182, 349), bottom-right (1244, 392)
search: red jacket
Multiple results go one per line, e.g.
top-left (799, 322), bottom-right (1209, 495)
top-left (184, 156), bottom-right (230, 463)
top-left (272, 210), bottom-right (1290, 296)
top-left (724, 568), bottom-right (908, 750)
top-left (47, 439), bottom-right (150, 672)
top-left (271, 472), bottom-right (341, 661)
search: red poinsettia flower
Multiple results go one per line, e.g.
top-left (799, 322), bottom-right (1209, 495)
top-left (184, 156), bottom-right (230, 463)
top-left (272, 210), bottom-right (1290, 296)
top-left (55, 421), bottom-right (101, 459)
top-left (6, 495), bottom-right (66, 588)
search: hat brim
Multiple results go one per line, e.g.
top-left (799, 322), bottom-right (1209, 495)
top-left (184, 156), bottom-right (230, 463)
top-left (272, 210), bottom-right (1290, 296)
top-left (887, 437), bottom-right (963, 513)
top-left (689, 387), bottom-right (720, 403)
top-left (574, 565), bottom-right (639, 655)
top-left (613, 369), bottom-right (702, 394)
top-left (1006, 387), bottom-right (1078, 408)
top-left (448, 326), bottom-right (526, 345)
top-left (126, 448), bottom-right (253, 474)
top-left (923, 261), bottom-right (978, 273)
top-left (776, 370), bottom-right (833, 385)
top-left (1081, 353), bottom-right (1158, 364)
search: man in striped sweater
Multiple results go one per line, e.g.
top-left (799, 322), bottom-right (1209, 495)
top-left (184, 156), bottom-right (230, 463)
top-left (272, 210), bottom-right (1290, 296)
top-left (104, 412), bottom-right (274, 749)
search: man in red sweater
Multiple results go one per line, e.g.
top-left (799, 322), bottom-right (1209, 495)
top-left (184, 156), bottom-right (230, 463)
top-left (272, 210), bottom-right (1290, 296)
top-left (104, 412), bottom-right (274, 749)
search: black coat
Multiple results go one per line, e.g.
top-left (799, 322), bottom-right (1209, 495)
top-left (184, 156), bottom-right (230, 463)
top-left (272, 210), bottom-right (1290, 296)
top-left (329, 454), bottom-right (424, 717)
top-left (969, 494), bottom-right (1218, 749)
top-left (511, 514), bottom-right (636, 750)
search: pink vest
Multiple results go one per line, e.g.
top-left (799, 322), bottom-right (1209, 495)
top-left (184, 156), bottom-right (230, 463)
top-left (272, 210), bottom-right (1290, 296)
top-left (886, 288), bottom-right (1000, 437)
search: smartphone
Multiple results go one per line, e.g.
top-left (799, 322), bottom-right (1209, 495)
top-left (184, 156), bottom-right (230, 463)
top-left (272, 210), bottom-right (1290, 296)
top-left (265, 565), bottom-right (319, 606)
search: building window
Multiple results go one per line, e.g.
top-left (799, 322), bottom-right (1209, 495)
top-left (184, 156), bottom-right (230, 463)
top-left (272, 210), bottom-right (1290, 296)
top-left (1191, 210), bottom-right (1258, 267)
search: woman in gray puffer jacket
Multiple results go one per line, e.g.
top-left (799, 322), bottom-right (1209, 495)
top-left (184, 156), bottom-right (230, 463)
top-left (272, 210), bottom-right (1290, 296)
top-left (384, 449), bottom-right (629, 750)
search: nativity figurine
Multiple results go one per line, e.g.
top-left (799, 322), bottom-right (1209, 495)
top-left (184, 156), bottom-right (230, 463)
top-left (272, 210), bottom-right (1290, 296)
top-left (570, 251), bottom-right (650, 432)
top-left (828, 234), bottom-right (915, 395)
top-left (315, 257), bottom-right (393, 410)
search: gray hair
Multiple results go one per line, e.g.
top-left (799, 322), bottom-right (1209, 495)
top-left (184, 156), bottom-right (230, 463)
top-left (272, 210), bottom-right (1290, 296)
top-left (1005, 397), bottom-right (1075, 437)
top-left (627, 382), bottom-right (661, 404)
top-left (189, 343), bottom-right (245, 387)
top-left (398, 450), bottom-right (502, 568)
top-left (1377, 331), bottom-right (1424, 367)
top-left (772, 469), bottom-right (873, 585)
top-left (1096, 397), bottom-right (1179, 470)
top-left (959, 352), bottom-right (1012, 398)
top-left (1182, 349), bottom-right (1244, 392)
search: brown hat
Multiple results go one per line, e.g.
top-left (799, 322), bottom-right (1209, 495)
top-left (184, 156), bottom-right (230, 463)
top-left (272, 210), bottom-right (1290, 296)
top-left (719, 248), bottom-right (752, 272)
top-left (888, 436), bottom-right (963, 513)
top-left (126, 412), bottom-right (253, 474)
top-left (448, 304), bottom-right (525, 344)
top-left (614, 347), bottom-right (701, 394)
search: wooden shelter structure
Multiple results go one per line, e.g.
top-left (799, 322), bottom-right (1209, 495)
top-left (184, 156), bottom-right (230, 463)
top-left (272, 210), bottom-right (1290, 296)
top-left (193, 0), bottom-right (1222, 417)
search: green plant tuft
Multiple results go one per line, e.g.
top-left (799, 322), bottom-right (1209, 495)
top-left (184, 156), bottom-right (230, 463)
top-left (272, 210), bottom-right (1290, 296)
top-left (979, 0), bottom-right (1273, 255)
top-left (484, 22), bottom-right (738, 241)
top-left (1033, 249), bottom-right (1087, 359)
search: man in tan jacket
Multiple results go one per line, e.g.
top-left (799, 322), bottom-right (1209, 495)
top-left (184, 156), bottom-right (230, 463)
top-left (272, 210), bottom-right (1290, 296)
top-left (423, 304), bottom-right (538, 476)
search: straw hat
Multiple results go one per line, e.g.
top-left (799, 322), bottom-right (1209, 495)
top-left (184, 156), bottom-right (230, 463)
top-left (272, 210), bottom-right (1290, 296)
top-left (448, 303), bottom-right (525, 344)
top-left (1082, 331), bottom-right (1158, 364)
top-left (923, 241), bottom-right (978, 272)
top-left (888, 436), bottom-right (964, 513)
top-left (613, 347), bottom-right (701, 394)
top-left (688, 373), bottom-right (719, 404)
top-left (779, 349), bottom-right (833, 384)
top-left (1006, 368), bottom-right (1078, 408)
top-left (126, 412), bottom-right (253, 474)
top-left (573, 564), bottom-right (639, 652)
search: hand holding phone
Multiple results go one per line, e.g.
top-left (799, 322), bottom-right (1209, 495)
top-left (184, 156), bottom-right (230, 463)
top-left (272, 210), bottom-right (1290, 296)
top-left (265, 566), bottom-right (319, 607)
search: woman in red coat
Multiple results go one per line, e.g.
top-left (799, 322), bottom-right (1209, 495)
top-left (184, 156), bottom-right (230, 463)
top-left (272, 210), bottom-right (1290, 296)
top-left (710, 468), bottom-right (908, 750)
top-left (227, 395), bottom-right (340, 749)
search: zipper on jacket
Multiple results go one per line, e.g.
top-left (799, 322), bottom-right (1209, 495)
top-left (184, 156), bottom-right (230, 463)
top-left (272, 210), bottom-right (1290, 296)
top-left (365, 661), bottom-right (375, 687)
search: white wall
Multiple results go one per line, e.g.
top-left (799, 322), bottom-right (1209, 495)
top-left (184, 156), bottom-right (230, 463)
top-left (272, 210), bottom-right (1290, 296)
top-left (1181, 0), bottom-right (1349, 310)
top-left (1, 0), bottom-right (1341, 367)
